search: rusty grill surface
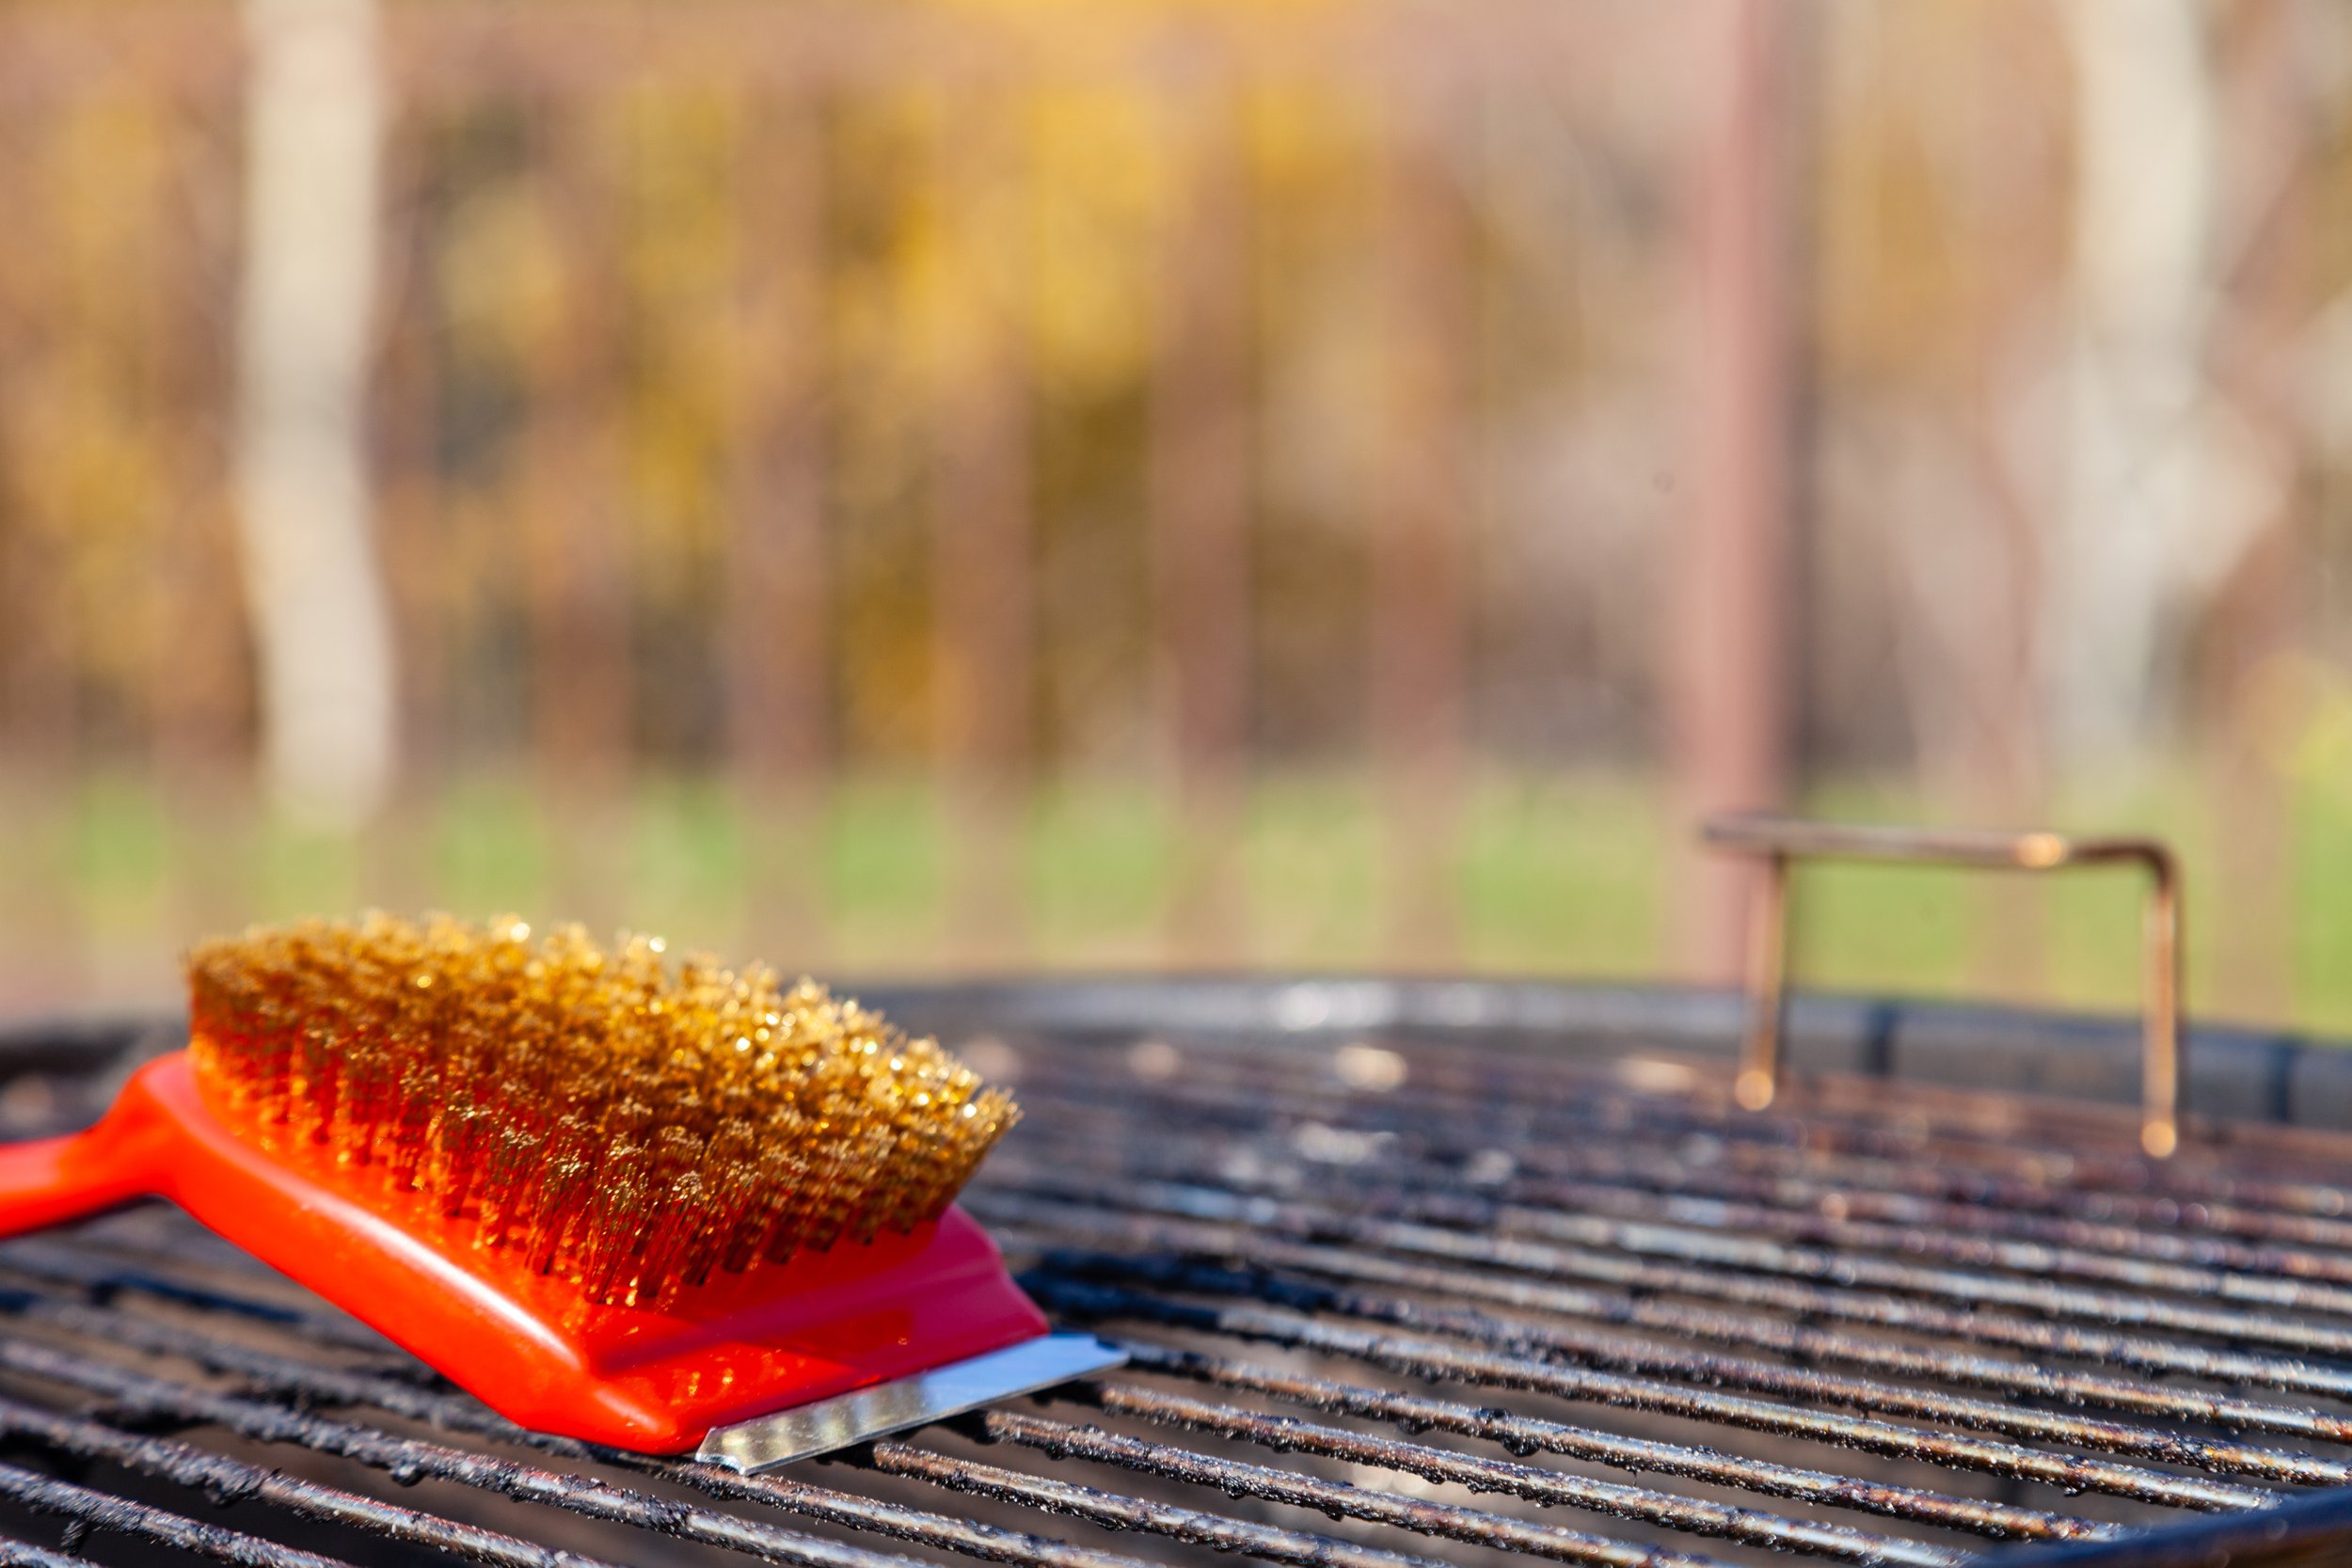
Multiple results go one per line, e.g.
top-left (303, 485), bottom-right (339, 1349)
top-left (0, 986), bottom-right (2350, 1567)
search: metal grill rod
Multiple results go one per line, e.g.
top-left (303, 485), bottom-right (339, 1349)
top-left (1003, 1044), bottom-right (2145, 1161)
top-left (47, 1180), bottom-right (2348, 1497)
top-left (1003, 1065), bottom-right (2142, 1183)
top-left (0, 1392), bottom-right (628, 1568)
top-left (0, 1273), bottom-right (1171, 1568)
top-left (999, 1057), bottom-right (2307, 1219)
top-left (985, 1195), bottom-right (2352, 1434)
top-left (1054, 1379), bottom-right (1972, 1566)
top-left (1007, 1105), bottom-right (2352, 1300)
top-left (0, 1254), bottom-right (1978, 1568)
top-left (1023, 1259), bottom-right (2283, 1510)
top-left (627, 1452), bottom-right (1165, 1568)
top-left (1488, 1155), bottom-right (2352, 1277)
top-left (997, 1068), bottom-right (2352, 1291)
top-left (0, 1250), bottom-right (1769, 1568)
top-left (0, 1537), bottom-right (93, 1568)
top-left (995, 1127), bottom-right (2352, 1339)
top-left (1470, 1133), bottom-right (2352, 1245)
top-left (14, 1227), bottom-right (1754, 1568)
top-left (1021, 1243), bottom-right (2352, 1481)
top-left (1000, 1044), bottom-right (2312, 1202)
top-left (1493, 1180), bottom-right (2352, 1312)
top-left (1106, 1338), bottom-right (2112, 1544)
top-left (980, 1177), bottom-right (2352, 1374)
top-left (0, 1459), bottom-right (357, 1568)
top-left (0, 1253), bottom-right (2090, 1552)
top-left (974, 1409), bottom-right (1740, 1568)
top-left (8, 1251), bottom-right (1682, 1568)
top-left (0, 1238), bottom-right (405, 1355)
top-left (998, 1074), bottom-right (2352, 1339)
top-left (857, 1441), bottom-right (1464, 1568)
top-left (0, 1338), bottom-right (943, 1568)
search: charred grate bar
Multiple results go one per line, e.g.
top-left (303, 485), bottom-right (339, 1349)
top-left (0, 984), bottom-right (2349, 1566)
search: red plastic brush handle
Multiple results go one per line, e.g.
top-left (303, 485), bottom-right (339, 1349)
top-left (0, 1081), bottom-right (175, 1234)
top-left (0, 1051), bottom-right (1051, 1453)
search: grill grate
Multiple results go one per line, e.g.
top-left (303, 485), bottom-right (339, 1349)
top-left (1, 988), bottom-right (2351, 1566)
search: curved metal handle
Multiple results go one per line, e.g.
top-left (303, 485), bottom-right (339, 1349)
top-left (1701, 813), bottom-right (2185, 1159)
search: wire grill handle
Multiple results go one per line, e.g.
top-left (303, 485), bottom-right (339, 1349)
top-left (1701, 814), bottom-right (2185, 1159)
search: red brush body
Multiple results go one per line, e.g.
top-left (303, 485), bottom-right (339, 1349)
top-left (0, 1052), bottom-right (1046, 1451)
top-left (0, 917), bottom-right (1098, 1461)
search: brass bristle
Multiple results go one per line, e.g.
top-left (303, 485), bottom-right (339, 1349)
top-left (183, 913), bottom-right (1019, 1309)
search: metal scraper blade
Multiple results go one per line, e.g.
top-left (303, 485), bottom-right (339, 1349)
top-left (693, 1332), bottom-right (1128, 1472)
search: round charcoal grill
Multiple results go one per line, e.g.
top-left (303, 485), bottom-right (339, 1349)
top-left (1, 981), bottom-right (2351, 1567)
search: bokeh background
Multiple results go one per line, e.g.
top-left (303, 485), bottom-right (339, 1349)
top-left (3, 0), bottom-right (2350, 1031)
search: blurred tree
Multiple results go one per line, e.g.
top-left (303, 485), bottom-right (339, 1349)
top-left (2055, 0), bottom-right (2279, 760)
top-left (235, 0), bottom-right (395, 829)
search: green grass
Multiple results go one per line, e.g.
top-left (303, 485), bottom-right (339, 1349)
top-left (824, 777), bottom-right (946, 970)
top-left (432, 779), bottom-right (554, 918)
top-left (1458, 773), bottom-right (1664, 979)
top-left (2295, 781), bottom-right (2352, 1030)
top-left (11, 763), bottom-right (2351, 1038)
top-left (1246, 776), bottom-right (1382, 968)
top-left (1025, 782), bottom-right (1172, 965)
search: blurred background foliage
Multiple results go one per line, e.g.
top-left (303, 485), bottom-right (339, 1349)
top-left (4, 0), bottom-right (2352, 1036)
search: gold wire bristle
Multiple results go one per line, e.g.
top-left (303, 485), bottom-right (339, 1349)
top-left (183, 913), bottom-right (1018, 1309)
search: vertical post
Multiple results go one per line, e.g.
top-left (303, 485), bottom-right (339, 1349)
top-left (0, 444), bottom-right (76, 796)
top-left (366, 105), bottom-right (447, 918)
top-left (729, 91), bottom-right (833, 963)
top-left (1735, 850), bottom-right (1788, 1111)
top-left (1672, 0), bottom-right (1798, 985)
top-left (154, 90), bottom-right (257, 940)
top-left (1371, 76), bottom-right (1470, 969)
top-left (234, 0), bottom-right (396, 832)
top-left (2052, 0), bottom-right (2216, 759)
top-left (0, 98), bottom-right (86, 1006)
top-left (2201, 0), bottom-right (2311, 1025)
top-left (933, 93), bottom-right (1032, 969)
top-left (154, 121), bottom-right (250, 791)
top-left (1950, 1), bottom-right (2051, 1005)
top-left (1151, 83), bottom-right (1252, 966)
top-left (2142, 849), bottom-right (2183, 1158)
top-left (521, 97), bottom-right (631, 927)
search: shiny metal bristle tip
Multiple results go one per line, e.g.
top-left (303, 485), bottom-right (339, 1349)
top-left (693, 1333), bottom-right (1128, 1472)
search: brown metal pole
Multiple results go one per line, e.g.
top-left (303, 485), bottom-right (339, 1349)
top-left (156, 90), bottom-right (265, 938)
top-left (933, 93), bottom-right (1032, 969)
top-left (0, 94), bottom-right (78, 786)
top-left (151, 99), bottom-right (250, 795)
top-left (1151, 84), bottom-right (1252, 967)
top-left (2141, 853), bottom-right (2183, 1158)
top-left (728, 96), bottom-right (832, 799)
top-left (1371, 77), bottom-right (1470, 969)
top-left (729, 92), bottom-right (834, 963)
top-left (1671, 0), bottom-right (1798, 986)
top-left (1735, 851), bottom-right (1788, 1112)
top-left (363, 112), bottom-right (445, 920)
top-left (2201, 0), bottom-right (2312, 1027)
top-left (0, 96), bottom-right (87, 1008)
top-left (1949, 0), bottom-right (2054, 1007)
top-left (521, 96), bottom-right (632, 928)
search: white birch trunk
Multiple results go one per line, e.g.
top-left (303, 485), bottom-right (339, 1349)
top-left (233, 0), bottom-right (394, 829)
top-left (2051, 0), bottom-right (2283, 760)
top-left (2052, 0), bottom-right (2213, 758)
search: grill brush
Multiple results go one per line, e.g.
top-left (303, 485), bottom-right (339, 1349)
top-left (0, 914), bottom-right (1120, 1468)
